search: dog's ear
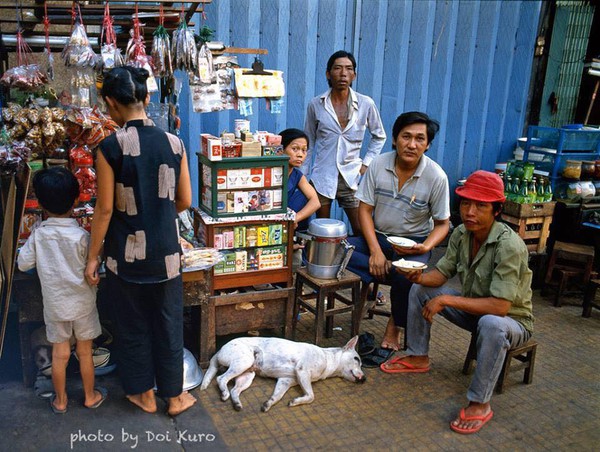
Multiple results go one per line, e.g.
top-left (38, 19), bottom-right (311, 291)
top-left (343, 335), bottom-right (359, 351)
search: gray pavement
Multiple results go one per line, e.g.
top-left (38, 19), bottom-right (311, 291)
top-left (1, 262), bottom-right (599, 450)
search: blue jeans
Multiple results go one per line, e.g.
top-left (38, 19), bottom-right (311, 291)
top-left (406, 284), bottom-right (531, 404)
top-left (346, 233), bottom-right (430, 328)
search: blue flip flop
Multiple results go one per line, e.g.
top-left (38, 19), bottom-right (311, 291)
top-left (50, 394), bottom-right (67, 414)
top-left (86, 387), bottom-right (108, 409)
top-left (361, 347), bottom-right (394, 368)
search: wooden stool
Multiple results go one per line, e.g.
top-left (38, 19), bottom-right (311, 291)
top-left (293, 267), bottom-right (363, 345)
top-left (543, 241), bottom-right (595, 307)
top-left (582, 278), bottom-right (600, 318)
top-left (463, 333), bottom-right (538, 394)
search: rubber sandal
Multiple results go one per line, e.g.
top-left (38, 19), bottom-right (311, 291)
top-left (50, 394), bottom-right (67, 414)
top-left (86, 386), bottom-right (108, 409)
top-left (361, 347), bottom-right (394, 368)
top-left (380, 358), bottom-right (430, 374)
top-left (357, 332), bottom-right (376, 357)
top-left (34, 375), bottom-right (54, 399)
top-left (375, 291), bottom-right (387, 305)
top-left (450, 408), bottom-right (494, 434)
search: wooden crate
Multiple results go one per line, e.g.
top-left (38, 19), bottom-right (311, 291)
top-left (503, 200), bottom-right (556, 218)
top-left (501, 213), bottom-right (552, 253)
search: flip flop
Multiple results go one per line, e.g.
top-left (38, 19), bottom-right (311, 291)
top-left (361, 347), bottom-right (394, 368)
top-left (357, 332), bottom-right (376, 357)
top-left (50, 394), bottom-right (67, 414)
top-left (450, 408), bottom-right (494, 434)
top-left (375, 291), bottom-right (387, 305)
top-left (34, 375), bottom-right (54, 399)
top-left (86, 387), bottom-right (108, 409)
top-left (380, 357), bottom-right (430, 374)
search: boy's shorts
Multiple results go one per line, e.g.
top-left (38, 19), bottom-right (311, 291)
top-left (46, 309), bottom-right (102, 344)
top-left (313, 173), bottom-right (359, 209)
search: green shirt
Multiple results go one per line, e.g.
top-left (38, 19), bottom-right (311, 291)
top-left (436, 221), bottom-right (534, 334)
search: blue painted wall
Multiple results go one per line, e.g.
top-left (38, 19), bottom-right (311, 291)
top-left (179, 0), bottom-right (542, 221)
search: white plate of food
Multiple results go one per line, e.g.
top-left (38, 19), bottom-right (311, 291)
top-left (392, 258), bottom-right (427, 271)
top-left (387, 236), bottom-right (417, 248)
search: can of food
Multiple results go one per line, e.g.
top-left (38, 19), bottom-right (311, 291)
top-left (234, 119), bottom-right (250, 139)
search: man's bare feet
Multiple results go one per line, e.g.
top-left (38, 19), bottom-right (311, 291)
top-left (126, 389), bottom-right (157, 413)
top-left (450, 402), bottom-right (494, 434)
top-left (168, 391), bottom-right (197, 416)
top-left (381, 317), bottom-right (401, 351)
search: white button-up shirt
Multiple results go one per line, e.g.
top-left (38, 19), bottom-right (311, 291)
top-left (17, 217), bottom-right (97, 322)
top-left (303, 88), bottom-right (386, 199)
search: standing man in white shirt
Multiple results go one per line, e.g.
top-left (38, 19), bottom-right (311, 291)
top-left (303, 50), bottom-right (386, 235)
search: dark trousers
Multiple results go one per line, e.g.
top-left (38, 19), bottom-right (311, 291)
top-left (346, 233), bottom-right (431, 328)
top-left (106, 271), bottom-right (184, 398)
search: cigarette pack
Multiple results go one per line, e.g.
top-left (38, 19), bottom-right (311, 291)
top-left (216, 170), bottom-right (227, 189)
top-left (200, 134), bottom-right (222, 161)
top-left (249, 168), bottom-right (263, 187)
top-left (237, 168), bottom-right (251, 188)
top-left (271, 166), bottom-right (284, 186)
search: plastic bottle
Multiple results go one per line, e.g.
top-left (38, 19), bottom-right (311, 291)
top-left (73, 155), bottom-right (97, 198)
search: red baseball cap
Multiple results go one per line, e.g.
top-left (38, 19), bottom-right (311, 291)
top-left (455, 170), bottom-right (506, 203)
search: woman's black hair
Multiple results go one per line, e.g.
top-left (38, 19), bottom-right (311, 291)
top-left (101, 66), bottom-right (149, 105)
top-left (33, 167), bottom-right (80, 215)
top-left (279, 128), bottom-right (309, 150)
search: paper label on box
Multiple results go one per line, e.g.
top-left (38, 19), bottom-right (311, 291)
top-left (201, 134), bottom-right (222, 161)
top-left (227, 169), bottom-right (240, 189)
top-left (223, 252), bottom-right (237, 273)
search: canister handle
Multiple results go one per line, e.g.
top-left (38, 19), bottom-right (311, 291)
top-left (336, 239), bottom-right (355, 279)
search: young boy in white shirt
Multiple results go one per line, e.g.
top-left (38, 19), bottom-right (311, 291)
top-left (18, 167), bottom-right (107, 413)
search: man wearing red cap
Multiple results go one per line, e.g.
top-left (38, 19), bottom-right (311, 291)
top-left (381, 170), bottom-right (534, 435)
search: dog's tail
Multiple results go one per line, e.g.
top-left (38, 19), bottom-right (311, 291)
top-left (200, 353), bottom-right (219, 390)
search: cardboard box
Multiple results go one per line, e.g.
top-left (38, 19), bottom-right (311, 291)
top-left (216, 169), bottom-right (227, 190)
top-left (226, 193), bottom-right (235, 212)
top-left (222, 252), bottom-right (237, 273)
top-left (201, 134), bottom-right (222, 161)
top-left (222, 229), bottom-right (234, 249)
top-left (240, 131), bottom-right (254, 142)
top-left (272, 166), bottom-right (284, 186)
top-left (234, 226), bottom-right (246, 248)
top-left (241, 141), bottom-right (262, 157)
top-left (233, 192), bottom-right (249, 213)
top-left (258, 246), bottom-right (284, 270)
top-left (201, 186), bottom-right (212, 209)
top-left (269, 224), bottom-right (283, 245)
top-left (235, 250), bottom-right (247, 272)
top-left (247, 190), bottom-right (260, 212)
top-left (262, 145), bottom-right (284, 156)
top-left (226, 169), bottom-right (240, 189)
top-left (272, 189), bottom-right (282, 209)
top-left (214, 233), bottom-right (224, 249)
top-left (249, 168), bottom-right (263, 188)
top-left (217, 193), bottom-right (227, 213)
top-left (257, 226), bottom-right (270, 246)
top-left (202, 164), bottom-right (212, 187)
top-left (237, 168), bottom-right (252, 188)
top-left (263, 167), bottom-right (272, 187)
top-left (266, 134), bottom-right (282, 145)
top-left (258, 189), bottom-right (272, 211)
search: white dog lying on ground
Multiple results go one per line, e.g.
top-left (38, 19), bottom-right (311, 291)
top-left (200, 336), bottom-right (366, 411)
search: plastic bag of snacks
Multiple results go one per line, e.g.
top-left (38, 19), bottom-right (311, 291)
top-left (0, 31), bottom-right (48, 91)
top-left (100, 2), bottom-right (124, 71)
top-left (151, 5), bottom-right (173, 79)
top-left (62, 22), bottom-right (99, 68)
top-left (125, 5), bottom-right (158, 92)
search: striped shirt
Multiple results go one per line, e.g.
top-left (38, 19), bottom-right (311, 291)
top-left (356, 151), bottom-right (449, 237)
